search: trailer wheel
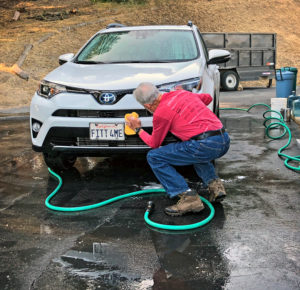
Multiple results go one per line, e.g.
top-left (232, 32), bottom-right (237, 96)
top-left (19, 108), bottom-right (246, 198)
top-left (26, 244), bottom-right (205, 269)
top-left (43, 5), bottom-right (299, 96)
top-left (221, 70), bottom-right (239, 91)
top-left (267, 79), bottom-right (273, 88)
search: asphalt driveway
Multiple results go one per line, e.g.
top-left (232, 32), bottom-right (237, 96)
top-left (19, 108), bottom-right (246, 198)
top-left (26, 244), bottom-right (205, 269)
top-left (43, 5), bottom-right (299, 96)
top-left (0, 87), bottom-right (299, 290)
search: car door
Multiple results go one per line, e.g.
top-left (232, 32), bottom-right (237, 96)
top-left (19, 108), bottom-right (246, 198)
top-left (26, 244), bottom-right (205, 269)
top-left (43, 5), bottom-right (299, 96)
top-left (197, 29), bottom-right (216, 106)
top-left (195, 29), bottom-right (217, 112)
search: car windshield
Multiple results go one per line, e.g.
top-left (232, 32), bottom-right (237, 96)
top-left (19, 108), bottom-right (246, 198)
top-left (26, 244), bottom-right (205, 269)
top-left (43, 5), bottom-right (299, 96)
top-left (76, 30), bottom-right (199, 63)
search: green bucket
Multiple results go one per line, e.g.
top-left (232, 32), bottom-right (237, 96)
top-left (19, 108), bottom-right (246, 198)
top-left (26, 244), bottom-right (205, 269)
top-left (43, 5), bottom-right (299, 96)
top-left (280, 67), bottom-right (298, 92)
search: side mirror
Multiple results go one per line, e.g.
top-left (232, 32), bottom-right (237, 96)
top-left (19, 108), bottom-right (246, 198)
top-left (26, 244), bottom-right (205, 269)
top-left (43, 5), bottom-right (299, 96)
top-left (207, 49), bottom-right (230, 65)
top-left (58, 53), bottom-right (74, 65)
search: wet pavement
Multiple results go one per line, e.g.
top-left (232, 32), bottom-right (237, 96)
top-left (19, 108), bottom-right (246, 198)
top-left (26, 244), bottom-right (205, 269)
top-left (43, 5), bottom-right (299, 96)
top-left (0, 87), bottom-right (300, 290)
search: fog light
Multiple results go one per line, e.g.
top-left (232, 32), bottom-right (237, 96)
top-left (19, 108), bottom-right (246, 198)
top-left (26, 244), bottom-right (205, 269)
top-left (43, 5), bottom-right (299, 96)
top-left (32, 122), bottom-right (41, 133)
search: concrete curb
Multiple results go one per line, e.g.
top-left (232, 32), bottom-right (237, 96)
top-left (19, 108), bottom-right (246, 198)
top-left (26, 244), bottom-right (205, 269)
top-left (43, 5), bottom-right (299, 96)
top-left (0, 115), bottom-right (29, 121)
top-left (0, 106), bottom-right (30, 121)
top-left (0, 106), bottom-right (30, 114)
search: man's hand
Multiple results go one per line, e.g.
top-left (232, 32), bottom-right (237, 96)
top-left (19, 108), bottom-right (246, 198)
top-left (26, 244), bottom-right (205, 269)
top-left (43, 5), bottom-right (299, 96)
top-left (126, 116), bottom-right (141, 130)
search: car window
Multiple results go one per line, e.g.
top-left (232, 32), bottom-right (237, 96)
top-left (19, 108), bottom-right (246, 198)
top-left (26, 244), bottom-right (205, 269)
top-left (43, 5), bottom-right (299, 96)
top-left (76, 30), bottom-right (199, 63)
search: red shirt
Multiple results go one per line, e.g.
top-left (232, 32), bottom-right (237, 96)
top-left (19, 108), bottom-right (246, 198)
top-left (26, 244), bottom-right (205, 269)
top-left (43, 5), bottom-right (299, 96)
top-left (139, 90), bottom-right (223, 148)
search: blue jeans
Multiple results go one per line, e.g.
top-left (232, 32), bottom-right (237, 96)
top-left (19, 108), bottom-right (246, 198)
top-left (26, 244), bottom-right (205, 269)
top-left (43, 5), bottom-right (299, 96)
top-left (146, 132), bottom-right (230, 198)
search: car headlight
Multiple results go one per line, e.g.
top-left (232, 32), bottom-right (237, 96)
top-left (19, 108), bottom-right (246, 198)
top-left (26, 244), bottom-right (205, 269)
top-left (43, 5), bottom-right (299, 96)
top-left (158, 77), bottom-right (201, 92)
top-left (37, 80), bottom-right (67, 99)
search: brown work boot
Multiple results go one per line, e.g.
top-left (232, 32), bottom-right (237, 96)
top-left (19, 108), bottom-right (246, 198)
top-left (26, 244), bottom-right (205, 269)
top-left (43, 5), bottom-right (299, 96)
top-left (208, 178), bottom-right (226, 203)
top-left (165, 190), bottom-right (205, 216)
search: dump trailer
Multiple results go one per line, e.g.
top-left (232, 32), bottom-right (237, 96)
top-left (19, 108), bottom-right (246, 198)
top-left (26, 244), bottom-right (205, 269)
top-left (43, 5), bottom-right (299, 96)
top-left (202, 32), bottom-right (276, 90)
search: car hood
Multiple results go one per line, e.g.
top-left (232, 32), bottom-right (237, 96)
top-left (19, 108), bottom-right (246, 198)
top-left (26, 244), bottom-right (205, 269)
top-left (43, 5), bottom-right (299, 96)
top-left (44, 61), bottom-right (201, 90)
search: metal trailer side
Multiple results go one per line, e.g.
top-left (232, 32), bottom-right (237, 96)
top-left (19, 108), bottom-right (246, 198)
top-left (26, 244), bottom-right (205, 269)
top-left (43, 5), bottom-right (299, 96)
top-left (202, 32), bottom-right (276, 90)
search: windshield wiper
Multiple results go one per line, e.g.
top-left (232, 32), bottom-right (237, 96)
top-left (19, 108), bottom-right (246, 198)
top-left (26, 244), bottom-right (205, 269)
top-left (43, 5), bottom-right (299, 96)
top-left (151, 60), bottom-right (175, 63)
top-left (76, 60), bottom-right (180, 64)
top-left (75, 60), bottom-right (107, 64)
top-left (107, 60), bottom-right (175, 64)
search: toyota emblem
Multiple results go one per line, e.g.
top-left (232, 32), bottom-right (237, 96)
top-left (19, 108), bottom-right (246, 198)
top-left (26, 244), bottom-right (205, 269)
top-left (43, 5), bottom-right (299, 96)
top-left (99, 92), bottom-right (117, 104)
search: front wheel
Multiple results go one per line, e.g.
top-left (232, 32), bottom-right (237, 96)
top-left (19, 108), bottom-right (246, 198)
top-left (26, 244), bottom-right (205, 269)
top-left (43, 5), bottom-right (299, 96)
top-left (213, 95), bottom-right (220, 118)
top-left (43, 152), bottom-right (77, 171)
top-left (221, 70), bottom-right (239, 91)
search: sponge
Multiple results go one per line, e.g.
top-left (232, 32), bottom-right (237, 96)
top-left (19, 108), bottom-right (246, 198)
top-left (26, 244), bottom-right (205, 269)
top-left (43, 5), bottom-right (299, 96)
top-left (124, 112), bottom-right (139, 135)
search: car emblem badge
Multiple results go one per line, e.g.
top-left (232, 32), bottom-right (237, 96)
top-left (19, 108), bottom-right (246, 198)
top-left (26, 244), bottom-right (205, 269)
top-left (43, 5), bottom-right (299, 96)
top-left (98, 92), bottom-right (117, 104)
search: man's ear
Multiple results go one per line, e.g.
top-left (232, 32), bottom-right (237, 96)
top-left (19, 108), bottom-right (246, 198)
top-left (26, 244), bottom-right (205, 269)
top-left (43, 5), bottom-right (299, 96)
top-left (144, 104), bottom-right (151, 110)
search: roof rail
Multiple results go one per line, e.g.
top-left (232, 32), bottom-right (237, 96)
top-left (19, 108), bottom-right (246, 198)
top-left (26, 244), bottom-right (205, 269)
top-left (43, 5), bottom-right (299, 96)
top-left (187, 20), bottom-right (193, 27)
top-left (106, 23), bottom-right (126, 29)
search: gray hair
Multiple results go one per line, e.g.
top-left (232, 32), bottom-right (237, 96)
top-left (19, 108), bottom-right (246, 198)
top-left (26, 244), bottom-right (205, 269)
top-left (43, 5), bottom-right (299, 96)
top-left (133, 82), bottom-right (159, 105)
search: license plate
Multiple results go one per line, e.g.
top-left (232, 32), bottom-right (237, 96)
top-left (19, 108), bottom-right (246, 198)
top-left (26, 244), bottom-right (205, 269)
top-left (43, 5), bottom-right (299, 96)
top-left (89, 123), bottom-right (125, 141)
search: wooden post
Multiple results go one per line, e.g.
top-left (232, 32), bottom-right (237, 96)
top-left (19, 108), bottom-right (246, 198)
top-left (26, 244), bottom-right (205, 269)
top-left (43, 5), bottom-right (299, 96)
top-left (12, 11), bottom-right (20, 21)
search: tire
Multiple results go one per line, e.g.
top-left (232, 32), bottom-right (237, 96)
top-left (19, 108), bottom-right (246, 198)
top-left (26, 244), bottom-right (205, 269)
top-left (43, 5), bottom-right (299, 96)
top-left (221, 70), bottom-right (239, 91)
top-left (267, 79), bottom-right (273, 88)
top-left (216, 104), bottom-right (220, 118)
top-left (213, 94), bottom-right (220, 118)
top-left (43, 152), bottom-right (77, 171)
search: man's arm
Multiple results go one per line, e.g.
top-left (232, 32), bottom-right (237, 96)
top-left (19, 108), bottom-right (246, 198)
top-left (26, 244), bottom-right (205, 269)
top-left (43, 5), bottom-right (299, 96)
top-left (194, 93), bottom-right (212, 106)
top-left (139, 115), bottom-right (171, 149)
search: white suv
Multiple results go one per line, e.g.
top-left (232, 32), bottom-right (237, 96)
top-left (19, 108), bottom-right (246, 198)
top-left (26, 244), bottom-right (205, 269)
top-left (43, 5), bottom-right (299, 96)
top-left (30, 21), bottom-right (230, 170)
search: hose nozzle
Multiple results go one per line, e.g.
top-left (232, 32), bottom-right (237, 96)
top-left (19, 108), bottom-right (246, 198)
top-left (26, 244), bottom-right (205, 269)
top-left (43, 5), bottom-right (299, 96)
top-left (146, 201), bottom-right (154, 213)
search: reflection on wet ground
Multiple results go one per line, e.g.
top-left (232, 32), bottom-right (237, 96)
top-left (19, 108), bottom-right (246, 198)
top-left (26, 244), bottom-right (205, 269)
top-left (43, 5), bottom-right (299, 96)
top-left (0, 111), bottom-right (299, 290)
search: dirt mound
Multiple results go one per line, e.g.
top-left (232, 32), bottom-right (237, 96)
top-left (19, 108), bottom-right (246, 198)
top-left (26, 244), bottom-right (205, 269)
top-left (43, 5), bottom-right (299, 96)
top-left (0, 0), bottom-right (299, 109)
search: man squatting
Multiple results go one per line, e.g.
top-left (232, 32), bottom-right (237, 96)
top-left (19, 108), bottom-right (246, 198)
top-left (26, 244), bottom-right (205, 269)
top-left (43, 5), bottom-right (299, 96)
top-left (126, 82), bottom-right (230, 216)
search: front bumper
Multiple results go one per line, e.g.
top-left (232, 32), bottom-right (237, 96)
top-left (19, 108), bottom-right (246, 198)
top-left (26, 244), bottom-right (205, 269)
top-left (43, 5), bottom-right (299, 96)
top-left (31, 126), bottom-right (178, 156)
top-left (30, 92), bottom-right (178, 155)
top-left (32, 145), bottom-right (151, 156)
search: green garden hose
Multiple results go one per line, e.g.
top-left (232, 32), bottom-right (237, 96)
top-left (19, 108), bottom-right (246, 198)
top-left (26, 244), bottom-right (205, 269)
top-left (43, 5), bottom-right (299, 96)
top-left (45, 103), bottom-right (299, 231)
top-left (220, 103), bottom-right (300, 171)
top-left (46, 167), bottom-right (215, 231)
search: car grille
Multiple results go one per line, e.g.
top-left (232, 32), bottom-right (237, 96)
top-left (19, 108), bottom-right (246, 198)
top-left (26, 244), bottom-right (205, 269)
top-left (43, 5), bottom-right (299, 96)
top-left (43, 127), bottom-right (180, 148)
top-left (65, 87), bottom-right (134, 105)
top-left (76, 137), bottom-right (149, 147)
top-left (52, 109), bottom-right (152, 118)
